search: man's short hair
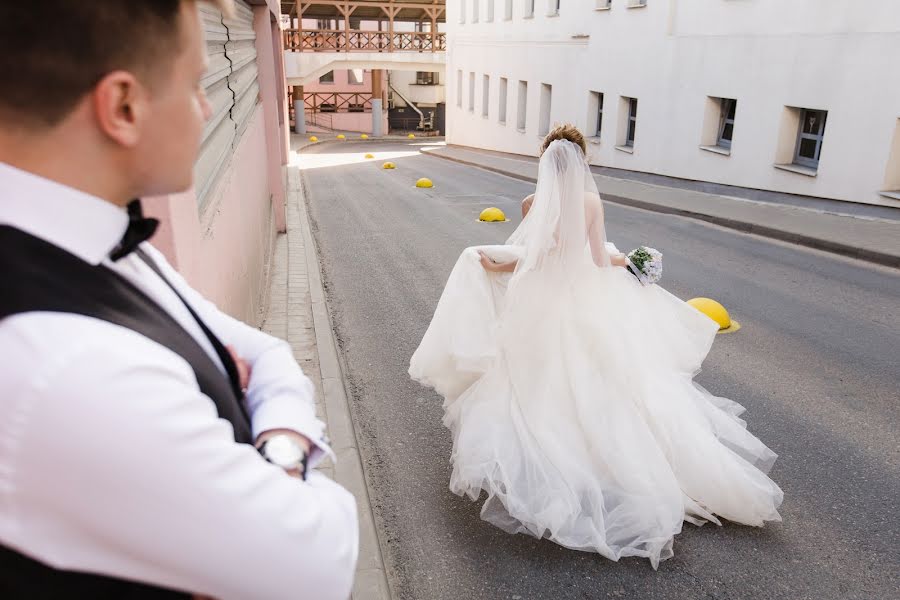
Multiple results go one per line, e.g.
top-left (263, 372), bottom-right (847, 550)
top-left (0, 0), bottom-right (233, 129)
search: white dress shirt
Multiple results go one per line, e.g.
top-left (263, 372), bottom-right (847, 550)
top-left (0, 162), bottom-right (358, 599)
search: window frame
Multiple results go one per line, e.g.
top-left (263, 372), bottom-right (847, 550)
top-left (499, 77), bottom-right (508, 124)
top-left (626, 97), bottom-right (638, 147)
top-left (717, 98), bottom-right (736, 149)
top-left (793, 108), bottom-right (827, 169)
top-left (517, 80), bottom-right (528, 131)
top-left (595, 92), bottom-right (605, 138)
top-left (416, 71), bottom-right (437, 86)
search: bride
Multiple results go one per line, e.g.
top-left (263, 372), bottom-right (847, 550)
top-left (409, 126), bottom-right (783, 568)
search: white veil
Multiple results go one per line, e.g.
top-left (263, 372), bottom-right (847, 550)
top-left (505, 139), bottom-right (610, 282)
top-left (495, 138), bottom-right (613, 388)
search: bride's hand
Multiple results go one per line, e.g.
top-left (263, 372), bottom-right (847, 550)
top-left (479, 251), bottom-right (517, 273)
top-left (610, 253), bottom-right (628, 267)
top-left (479, 251), bottom-right (498, 271)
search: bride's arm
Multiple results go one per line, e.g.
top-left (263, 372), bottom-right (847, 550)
top-left (521, 194), bottom-right (535, 218)
top-left (587, 194), bottom-right (627, 268)
top-left (609, 253), bottom-right (628, 267)
top-left (479, 251), bottom-right (517, 273)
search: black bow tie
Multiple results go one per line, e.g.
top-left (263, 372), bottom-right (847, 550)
top-left (110, 199), bottom-right (159, 261)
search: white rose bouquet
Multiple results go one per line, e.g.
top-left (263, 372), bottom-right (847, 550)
top-left (626, 246), bottom-right (663, 285)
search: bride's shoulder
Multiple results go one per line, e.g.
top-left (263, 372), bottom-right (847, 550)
top-left (583, 191), bottom-right (603, 208)
top-left (521, 194), bottom-right (535, 217)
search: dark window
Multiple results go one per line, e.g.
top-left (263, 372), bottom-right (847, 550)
top-left (717, 98), bottom-right (736, 148)
top-left (794, 109), bottom-right (827, 169)
top-left (596, 92), bottom-right (604, 137)
top-left (416, 71), bottom-right (437, 85)
top-left (626, 97), bottom-right (638, 146)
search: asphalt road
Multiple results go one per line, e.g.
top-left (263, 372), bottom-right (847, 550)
top-left (300, 139), bottom-right (900, 600)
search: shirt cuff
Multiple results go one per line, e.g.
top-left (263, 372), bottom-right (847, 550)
top-left (250, 396), bottom-right (336, 466)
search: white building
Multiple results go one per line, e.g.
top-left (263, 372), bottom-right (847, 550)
top-left (446, 0), bottom-right (900, 207)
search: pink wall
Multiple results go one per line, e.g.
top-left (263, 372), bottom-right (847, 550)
top-left (143, 3), bottom-right (288, 326)
top-left (145, 108), bottom-right (276, 326)
top-left (303, 68), bottom-right (387, 133)
top-left (254, 4), bottom-right (288, 233)
top-left (304, 68), bottom-right (376, 93)
top-left (308, 111), bottom-right (388, 134)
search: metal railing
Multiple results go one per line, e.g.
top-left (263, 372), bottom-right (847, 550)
top-left (284, 29), bottom-right (446, 52)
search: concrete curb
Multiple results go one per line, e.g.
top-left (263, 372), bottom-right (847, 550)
top-left (421, 147), bottom-right (900, 269)
top-left (295, 133), bottom-right (440, 151)
top-left (294, 169), bottom-right (393, 600)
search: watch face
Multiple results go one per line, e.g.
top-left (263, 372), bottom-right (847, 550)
top-left (264, 436), bottom-right (304, 468)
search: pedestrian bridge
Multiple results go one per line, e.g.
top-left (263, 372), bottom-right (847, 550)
top-left (280, 1), bottom-right (446, 85)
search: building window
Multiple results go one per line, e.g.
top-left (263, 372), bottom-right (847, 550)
top-left (348, 69), bottom-right (364, 85)
top-left (416, 71), bottom-right (437, 85)
top-left (468, 72), bottom-right (475, 112)
top-left (588, 91), bottom-right (604, 139)
top-left (505, 0), bottom-right (513, 19)
top-left (473, 0), bottom-right (480, 22)
top-left (539, 83), bottom-right (552, 136)
top-left (483, 75), bottom-right (490, 118)
top-left (457, 70), bottom-right (462, 107)
top-left (626, 97), bottom-right (638, 146)
top-left (460, 0), bottom-right (466, 23)
top-left (794, 109), bottom-right (827, 169)
top-left (628, 0), bottom-right (647, 7)
top-left (700, 96), bottom-right (736, 156)
top-left (517, 80), bottom-right (528, 131)
top-left (616, 96), bottom-right (637, 152)
top-left (488, 0), bottom-right (495, 21)
top-left (525, 0), bottom-right (535, 18)
top-left (549, 0), bottom-right (561, 16)
top-left (319, 70), bottom-right (334, 84)
top-left (881, 120), bottom-right (900, 200)
top-left (596, 0), bottom-right (612, 9)
top-left (717, 98), bottom-right (736, 149)
top-left (499, 77), bottom-right (508, 124)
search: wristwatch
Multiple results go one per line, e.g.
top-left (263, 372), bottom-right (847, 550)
top-left (259, 434), bottom-right (309, 480)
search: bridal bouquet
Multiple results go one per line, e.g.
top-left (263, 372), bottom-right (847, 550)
top-left (626, 246), bottom-right (663, 284)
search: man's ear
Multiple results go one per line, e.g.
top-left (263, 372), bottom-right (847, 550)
top-left (91, 70), bottom-right (147, 148)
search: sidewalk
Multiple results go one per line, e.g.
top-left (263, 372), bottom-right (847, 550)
top-left (260, 143), bottom-right (391, 600)
top-left (422, 145), bottom-right (900, 268)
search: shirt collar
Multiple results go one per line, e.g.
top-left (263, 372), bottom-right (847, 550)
top-left (0, 161), bottom-right (129, 265)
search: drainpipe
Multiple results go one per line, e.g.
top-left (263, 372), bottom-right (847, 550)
top-left (389, 81), bottom-right (425, 130)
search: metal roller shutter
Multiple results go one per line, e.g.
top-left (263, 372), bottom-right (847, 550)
top-left (194, 0), bottom-right (260, 208)
top-left (224, 0), bottom-right (260, 138)
top-left (195, 4), bottom-right (235, 207)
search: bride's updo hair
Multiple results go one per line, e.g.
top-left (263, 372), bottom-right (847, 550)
top-left (540, 124), bottom-right (587, 156)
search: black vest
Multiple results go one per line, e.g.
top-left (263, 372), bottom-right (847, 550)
top-left (0, 225), bottom-right (254, 598)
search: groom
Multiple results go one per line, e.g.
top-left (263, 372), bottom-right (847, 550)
top-left (0, 1), bottom-right (357, 598)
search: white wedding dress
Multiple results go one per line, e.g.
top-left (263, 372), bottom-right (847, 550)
top-left (409, 140), bottom-right (783, 568)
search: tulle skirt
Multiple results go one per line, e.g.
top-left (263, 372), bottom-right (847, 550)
top-left (410, 244), bottom-right (783, 568)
